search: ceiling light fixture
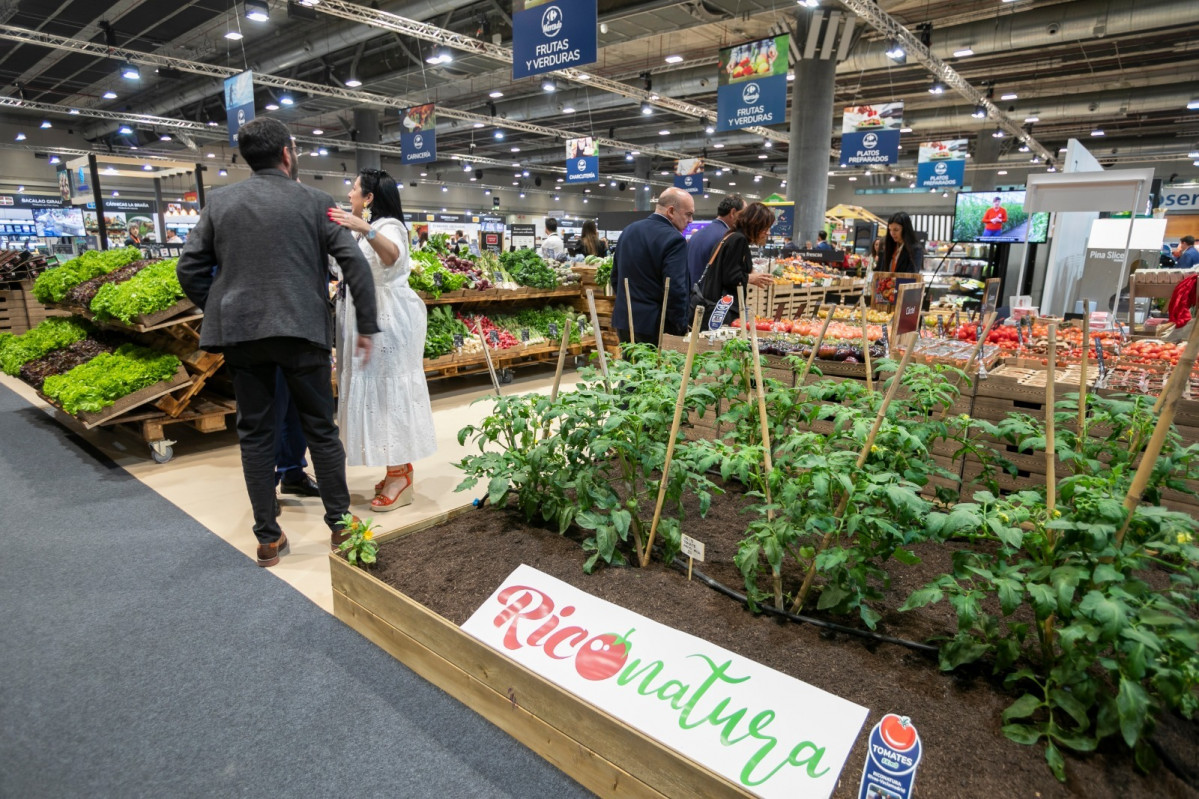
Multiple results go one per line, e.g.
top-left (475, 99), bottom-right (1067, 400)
top-left (68, 108), bottom-right (79, 115)
top-left (659, 129), bottom-right (670, 135)
top-left (264, 102), bottom-right (279, 111)
top-left (972, 105), bottom-right (986, 119)
top-left (997, 170), bottom-right (1008, 175)
top-left (1091, 128), bottom-right (1105, 136)
top-left (641, 102), bottom-right (653, 115)
top-left (541, 78), bottom-right (557, 92)
top-left (279, 93), bottom-right (294, 105)
top-left (142, 164), bottom-right (153, 171)
top-left (1019, 144), bottom-right (1030, 152)
top-left (111, 191), bottom-right (119, 197)
top-left (225, 30), bottom-right (244, 41)
top-left (992, 128), bottom-right (1005, 138)
top-left (160, 133), bottom-right (172, 141)
top-left (1001, 92), bottom-right (1018, 100)
top-left (494, 130), bottom-right (504, 140)
top-left (312, 128), bottom-right (323, 135)
top-left (244, 0), bottom-right (270, 22)
top-left (425, 46), bottom-right (453, 65)
top-left (49, 156), bottom-right (60, 164)
top-left (953, 48), bottom-right (975, 58)
top-left (562, 105), bottom-right (575, 113)
top-left (704, 125), bottom-right (715, 134)
top-left (665, 55), bottom-right (684, 64)
top-left (121, 62), bottom-right (140, 80)
top-left (118, 125), bottom-right (133, 135)
top-left (1188, 98), bottom-right (1199, 111)
top-left (928, 80), bottom-right (945, 95)
top-left (625, 151), bottom-right (634, 161)
top-left (1024, 116), bottom-right (1039, 123)
top-left (103, 90), bottom-right (117, 99)
top-left (344, 76), bottom-right (362, 88)
top-left (489, 90), bottom-right (504, 98)
top-left (40, 120), bottom-right (51, 129)
top-left (218, 168), bottom-right (228, 176)
top-left (885, 41), bottom-right (906, 63)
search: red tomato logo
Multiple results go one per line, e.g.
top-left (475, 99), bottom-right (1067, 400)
top-left (574, 628), bottom-right (634, 681)
top-left (880, 714), bottom-right (917, 751)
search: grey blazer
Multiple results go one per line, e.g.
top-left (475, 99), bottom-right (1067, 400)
top-left (177, 168), bottom-right (379, 350)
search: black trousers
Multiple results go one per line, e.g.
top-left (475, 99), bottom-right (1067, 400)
top-left (273, 368), bottom-right (309, 483)
top-left (222, 337), bottom-right (350, 544)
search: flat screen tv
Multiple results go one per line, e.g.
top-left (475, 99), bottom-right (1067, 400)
top-left (952, 190), bottom-right (1049, 244)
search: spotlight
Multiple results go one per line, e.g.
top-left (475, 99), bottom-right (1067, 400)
top-left (972, 105), bottom-right (986, 119)
top-left (40, 120), bottom-right (52, 129)
top-left (14, 133), bottom-right (25, 141)
top-left (103, 90), bottom-right (118, 99)
top-left (541, 78), bottom-right (557, 92)
top-left (928, 80), bottom-right (945, 95)
top-left (953, 48), bottom-right (975, 58)
top-left (463, 162), bottom-right (473, 172)
top-left (992, 128), bottom-right (1004, 138)
top-left (665, 55), bottom-right (684, 64)
top-left (345, 76), bottom-right (362, 88)
top-left (118, 125), bottom-right (134, 135)
top-left (885, 41), bottom-right (906, 63)
top-left (265, 102), bottom-right (279, 111)
top-left (160, 133), bottom-right (172, 141)
top-left (279, 94), bottom-right (294, 105)
top-left (244, 0), bottom-right (269, 22)
top-left (224, 30), bottom-right (244, 40)
top-left (494, 130), bottom-right (504, 140)
top-left (111, 191), bottom-right (120, 197)
top-left (625, 151), bottom-right (633, 161)
top-left (425, 46), bottom-right (453, 65)
top-left (489, 90), bottom-right (504, 98)
top-left (561, 105), bottom-right (575, 113)
top-left (705, 125), bottom-right (714, 134)
top-left (219, 169), bottom-right (228, 176)
top-left (1091, 128), bottom-right (1105, 137)
top-left (142, 164), bottom-right (153, 171)
top-left (641, 101), bottom-right (653, 115)
top-left (121, 63), bottom-right (141, 80)
top-left (312, 128), bottom-right (323, 135)
top-left (763, 139), bottom-right (772, 149)
top-left (1188, 98), bottom-right (1199, 111)
top-left (1001, 93), bottom-right (1018, 101)
top-left (49, 156), bottom-right (60, 164)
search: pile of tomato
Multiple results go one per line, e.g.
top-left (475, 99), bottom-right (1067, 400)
top-left (1123, 340), bottom-right (1185, 366)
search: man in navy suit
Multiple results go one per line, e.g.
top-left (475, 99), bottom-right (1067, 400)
top-left (687, 194), bottom-right (744, 285)
top-left (611, 187), bottom-right (694, 342)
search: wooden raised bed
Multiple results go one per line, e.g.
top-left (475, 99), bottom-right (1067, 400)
top-left (330, 507), bottom-right (754, 799)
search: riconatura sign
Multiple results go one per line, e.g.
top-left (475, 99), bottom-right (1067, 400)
top-left (461, 565), bottom-right (869, 799)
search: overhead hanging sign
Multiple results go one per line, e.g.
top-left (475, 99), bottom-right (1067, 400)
top-left (400, 104), bottom-right (437, 165)
top-left (1159, 185), bottom-right (1199, 211)
top-left (674, 158), bottom-right (704, 194)
top-left (223, 70), bottom-right (255, 147)
top-left (916, 139), bottom-right (967, 188)
top-left (566, 137), bottom-right (599, 184)
top-left (462, 565), bottom-right (869, 799)
top-left (841, 103), bottom-right (903, 166)
top-left (716, 35), bottom-right (789, 132)
top-left (513, 0), bottom-right (597, 80)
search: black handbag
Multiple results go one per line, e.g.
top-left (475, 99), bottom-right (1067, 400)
top-left (689, 231), bottom-right (735, 329)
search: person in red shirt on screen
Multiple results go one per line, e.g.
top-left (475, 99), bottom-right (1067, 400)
top-left (981, 196), bottom-right (1007, 238)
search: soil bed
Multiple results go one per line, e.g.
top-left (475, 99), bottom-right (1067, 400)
top-left (373, 485), bottom-right (1197, 799)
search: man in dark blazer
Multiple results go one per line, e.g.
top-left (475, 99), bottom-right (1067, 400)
top-left (177, 117), bottom-right (379, 568)
top-left (686, 193), bottom-right (744, 286)
top-left (610, 187), bottom-right (695, 342)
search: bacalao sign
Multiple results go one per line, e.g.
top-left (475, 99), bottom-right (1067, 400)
top-left (462, 565), bottom-right (869, 799)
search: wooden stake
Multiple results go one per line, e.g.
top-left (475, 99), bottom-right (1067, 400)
top-left (624, 277), bottom-right (636, 345)
top-left (1045, 322), bottom-right (1058, 523)
top-left (687, 557), bottom-right (694, 581)
top-left (801, 304), bottom-right (837, 382)
top-left (585, 289), bottom-right (612, 393)
top-left (657, 277), bottom-right (671, 349)
top-left (1076, 305), bottom-right (1091, 447)
top-left (938, 311), bottom-right (997, 421)
top-left (642, 305), bottom-right (705, 568)
top-left (1114, 316), bottom-right (1199, 549)
top-left (858, 296), bottom-right (873, 393)
top-left (542, 320), bottom-right (572, 440)
top-left (791, 332), bottom-right (918, 614)
top-left (474, 319), bottom-right (502, 397)
top-left (749, 320), bottom-right (782, 610)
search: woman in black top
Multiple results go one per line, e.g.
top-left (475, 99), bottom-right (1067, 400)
top-left (578, 219), bottom-right (608, 257)
top-left (881, 211), bottom-right (923, 272)
top-left (694, 202), bottom-right (776, 329)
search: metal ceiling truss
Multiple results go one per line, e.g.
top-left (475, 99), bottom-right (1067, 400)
top-left (830, 0), bottom-right (1056, 165)
top-left (0, 24), bottom-right (773, 178)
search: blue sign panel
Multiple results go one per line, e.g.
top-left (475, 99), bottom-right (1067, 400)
top-left (917, 159), bottom-right (966, 188)
top-left (857, 714), bottom-right (923, 799)
top-left (567, 155), bottom-right (598, 184)
top-left (224, 71), bottom-right (255, 147)
top-left (674, 173), bottom-right (703, 194)
top-left (715, 36), bottom-right (788, 132)
top-left (765, 202), bottom-right (794, 239)
top-left (841, 129), bottom-right (900, 167)
top-left (513, 0), bottom-right (597, 80)
top-left (400, 104), bottom-right (436, 165)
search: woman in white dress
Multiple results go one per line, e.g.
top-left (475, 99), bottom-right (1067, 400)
top-left (327, 168), bottom-right (437, 511)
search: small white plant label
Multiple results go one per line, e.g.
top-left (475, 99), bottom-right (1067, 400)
top-left (681, 534), bottom-right (706, 562)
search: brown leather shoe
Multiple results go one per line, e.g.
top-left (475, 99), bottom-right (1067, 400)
top-left (257, 532), bottom-right (290, 567)
top-left (331, 515), bottom-right (360, 550)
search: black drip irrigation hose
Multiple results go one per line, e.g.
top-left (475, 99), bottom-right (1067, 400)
top-left (671, 557), bottom-right (940, 654)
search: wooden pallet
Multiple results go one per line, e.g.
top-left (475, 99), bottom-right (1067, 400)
top-left (419, 286), bottom-right (584, 305)
top-left (34, 366), bottom-right (193, 429)
top-left (423, 337), bottom-right (610, 381)
top-left (112, 394), bottom-right (237, 441)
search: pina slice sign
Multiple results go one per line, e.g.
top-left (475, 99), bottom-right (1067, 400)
top-left (462, 564), bottom-right (869, 799)
top-left (681, 534), bottom-right (706, 562)
top-left (858, 713), bottom-right (923, 799)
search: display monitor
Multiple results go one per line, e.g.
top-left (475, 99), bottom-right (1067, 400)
top-left (952, 190), bottom-right (1049, 244)
top-left (34, 207), bottom-right (85, 238)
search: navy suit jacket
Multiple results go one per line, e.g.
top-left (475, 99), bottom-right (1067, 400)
top-left (611, 213), bottom-right (691, 337)
top-left (686, 218), bottom-right (731, 285)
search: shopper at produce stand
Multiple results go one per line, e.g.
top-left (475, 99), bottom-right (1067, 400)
top-left (577, 219), bottom-right (608, 258)
top-left (881, 211), bottom-right (924, 272)
top-left (611, 187), bottom-right (694, 342)
top-left (686, 194), bottom-right (744, 284)
top-left (815, 231), bottom-right (834, 251)
top-left (1176, 235), bottom-right (1198, 270)
top-left (328, 168), bottom-right (437, 512)
top-left (176, 117), bottom-right (379, 567)
top-left (690, 202), bottom-right (776, 329)
top-left (539, 218), bottom-right (566, 261)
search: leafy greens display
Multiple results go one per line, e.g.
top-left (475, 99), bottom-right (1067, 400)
top-left (42, 343), bottom-right (181, 414)
top-left (90, 258), bottom-right (185, 323)
top-left (31, 247), bottom-right (143, 304)
top-left (0, 317), bottom-right (92, 376)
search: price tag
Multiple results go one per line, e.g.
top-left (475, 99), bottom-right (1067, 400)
top-left (981, 278), bottom-right (1002, 316)
top-left (680, 534), bottom-right (705, 562)
top-left (521, 328), bottom-right (530, 343)
top-left (453, 333), bottom-right (464, 348)
top-left (433, 271), bottom-right (444, 287)
top-left (893, 284), bottom-right (925, 337)
top-left (488, 329), bottom-right (499, 345)
top-left (548, 322), bottom-right (559, 339)
top-left (493, 271), bottom-right (503, 284)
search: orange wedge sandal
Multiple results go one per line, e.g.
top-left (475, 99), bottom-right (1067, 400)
top-left (371, 465), bottom-right (413, 512)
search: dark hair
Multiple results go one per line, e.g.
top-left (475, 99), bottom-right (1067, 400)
top-left (545, 217), bottom-right (558, 233)
top-left (882, 212), bottom-right (919, 271)
top-left (733, 202), bottom-right (776, 245)
top-left (817, 230), bottom-right (828, 241)
top-left (580, 219), bottom-right (602, 256)
top-left (357, 168), bottom-right (406, 226)
top-left (716, 194), bottom-right (745, 217)
top-left (993, 196), bottom-right (1003, 203)
top-left (1183, 235), bottom-right (1196, 245)
top-left (237, 118), bottom-right (293, 172)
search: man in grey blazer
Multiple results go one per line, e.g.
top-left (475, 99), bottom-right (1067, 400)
top-left (177, 117), bottom-right (379, 567)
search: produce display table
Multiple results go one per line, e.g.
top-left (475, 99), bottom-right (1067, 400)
top-left (1127, 268), bottom-right (1197, 331)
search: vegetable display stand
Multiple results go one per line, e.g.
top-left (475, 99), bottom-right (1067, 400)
top-left (37, 365), bottom-right (192, 429)
top-left (330, 508), bottom-right (753, 799)
top-left (424, 336), bottom-right (606, 382)
top-left (744, 279), bottom-right (867, 321)
top-left (418, 286), bottom-right (583, 306)
top-left (44, 297), bottom-right (201, 334)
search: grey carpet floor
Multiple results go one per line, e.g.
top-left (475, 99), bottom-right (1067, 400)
top-left (0, 385), bottom-right (593, 799)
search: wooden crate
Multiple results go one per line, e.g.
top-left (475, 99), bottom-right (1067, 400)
top-left (0, 288), bottom-right (29, 332)
top-left (330, 508), bottom-right (754, 799)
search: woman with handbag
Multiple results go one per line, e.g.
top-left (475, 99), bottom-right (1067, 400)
top-left (691, 202), bottom-right (776, 330)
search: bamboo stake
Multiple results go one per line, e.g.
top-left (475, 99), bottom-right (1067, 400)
top-left (474, 319), bottom-right (502, 397)
top-left (585, 289), bottom-right (612, 392)
top-left (1114, 317), bottom-right (1199, 549)
top-left (1045, 322), bottom-right (1058, 522)
top-left (657, 277), bottom-right (671, 348)
top-left (1076, 304), bottom-right (1091, 448)
top-left (642, 305), bottom-right (705, 567)
top-left (542, 320), bottom-right (572, 441)
top-left (858, 296), bottom-right (873, 393)
top-left (801, 304), bottom-right (837, 382)
top-left (791, 332), bottom-right (918, 614)
top-left (624, 277), bottom-right (636, 345)
top-left (748, 320), bottom-right (783, 610)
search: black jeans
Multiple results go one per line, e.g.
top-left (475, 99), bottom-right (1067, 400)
top-left (273, 367), bottom-right (309, 484)
top-left (223, 338), bottom-right (350, 544)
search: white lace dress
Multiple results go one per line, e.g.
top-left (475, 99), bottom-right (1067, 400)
top-left (336, 217), bottom-right (437, 467)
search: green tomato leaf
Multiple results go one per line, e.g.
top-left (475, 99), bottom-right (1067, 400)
top-left (1002, 693), bottom-right (1043, 722)
top-left (1116, 677), bottom-right (1149, 748)
top-left (1044, 740), bottom-right (1067, 782)
top-left (1001, 722), bottom-right (1043, 746)
top-left (487, 476), bottom-right (510, 506)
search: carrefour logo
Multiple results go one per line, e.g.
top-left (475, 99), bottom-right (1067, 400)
top-left (862, 132), bottom-right (878, 149)
top-left (684, 176), bottom-right (694, 186)
top-left (577, 158), bottom-right (587, 171)
top-left (741, 82), bottom-right (760, 105)
top-left (934, 161), bottom-right (948, 175)
top-left (541, 5), bottom-right (562, 37)
top-left (413, 134), bottom-right (424, 149)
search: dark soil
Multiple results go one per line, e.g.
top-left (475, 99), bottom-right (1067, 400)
top-left (63, 259), bottom-right (149, 307)
top-left (373, 488), bottom-right (1198, 799)
top-left (18, 337), bottom-right (116, 390)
